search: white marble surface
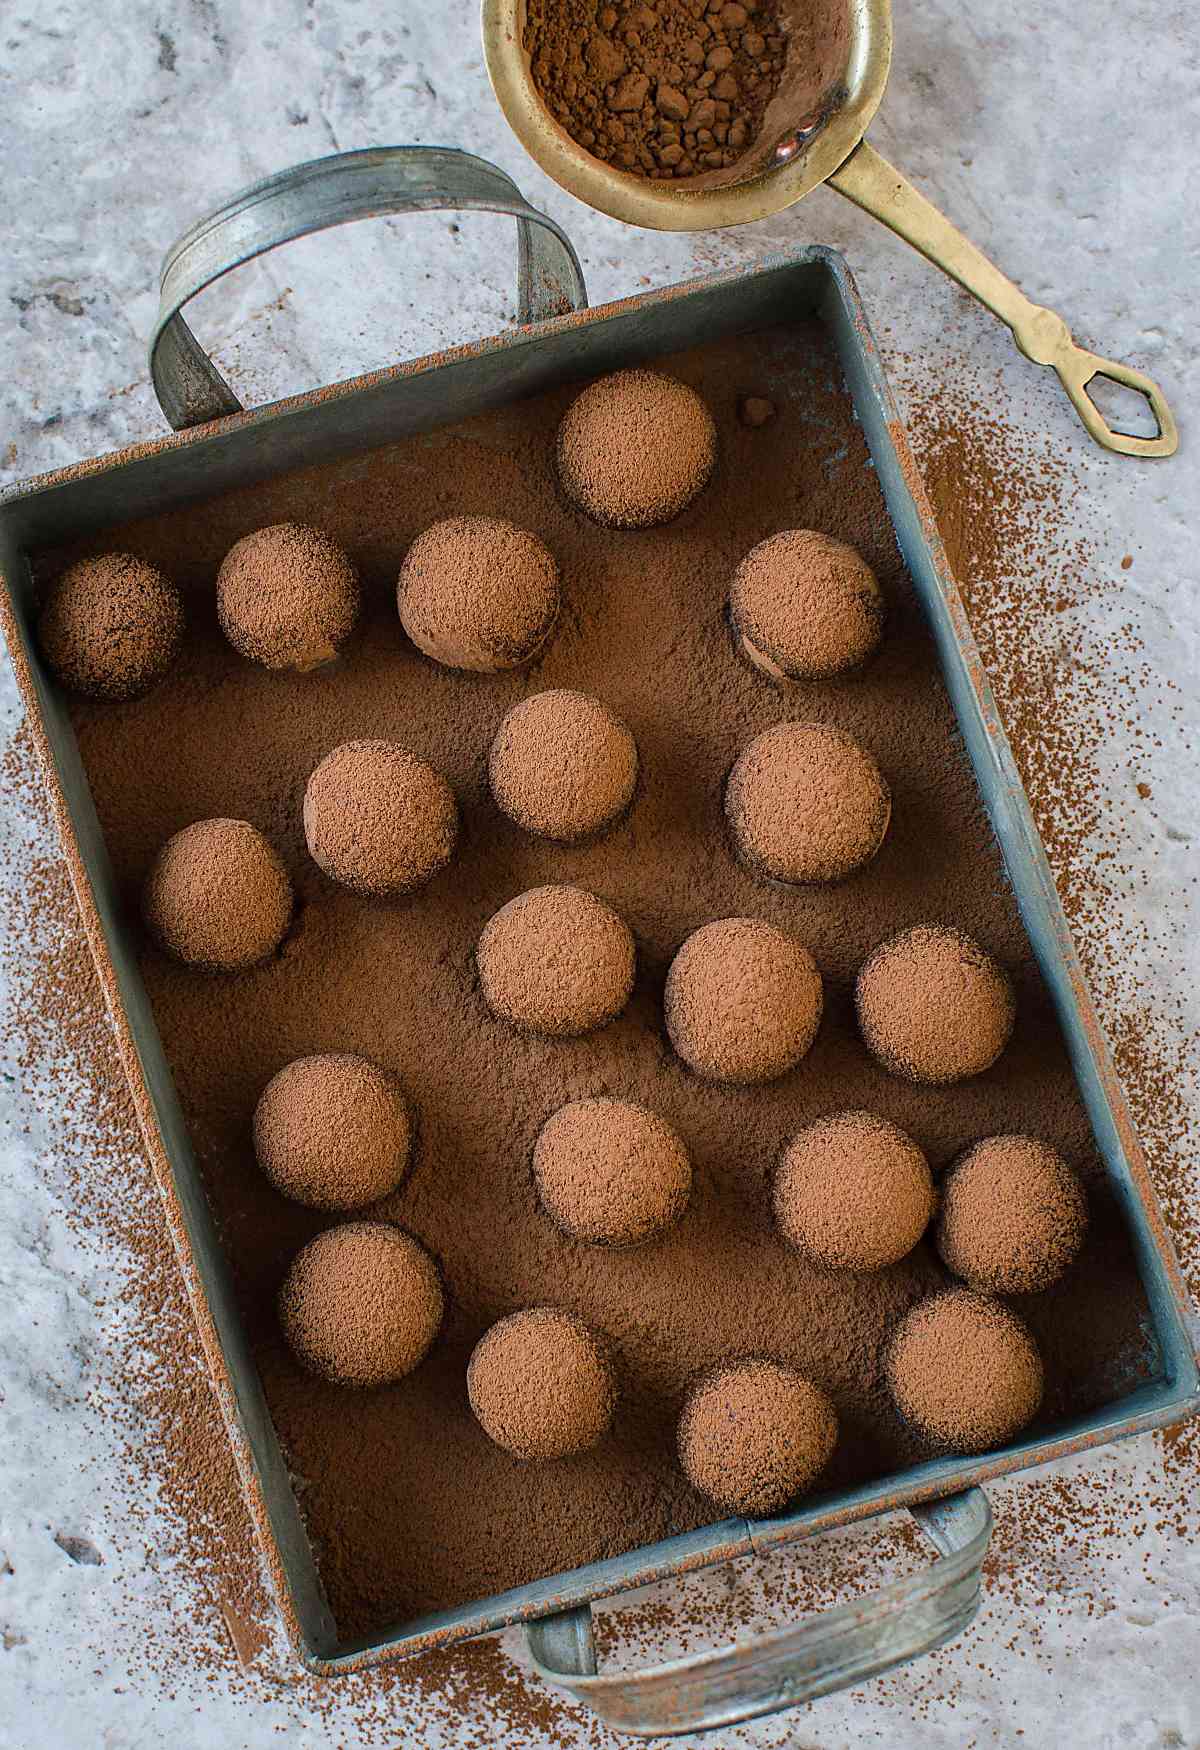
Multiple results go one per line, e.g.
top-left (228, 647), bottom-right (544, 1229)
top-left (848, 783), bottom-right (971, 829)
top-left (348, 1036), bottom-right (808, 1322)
top-left (2, 1), bottom-right (1198, 1745)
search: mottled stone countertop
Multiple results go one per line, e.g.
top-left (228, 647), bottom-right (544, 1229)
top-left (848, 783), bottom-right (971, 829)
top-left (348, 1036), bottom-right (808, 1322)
top-left (1, 2), bottom-right (1197, 1746)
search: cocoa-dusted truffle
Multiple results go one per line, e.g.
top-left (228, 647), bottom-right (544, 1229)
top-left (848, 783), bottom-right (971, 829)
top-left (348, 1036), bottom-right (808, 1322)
top-left (533, 1098), bottom-right (691, 1247)
top-left (279, 1222), bottom-right (443, 1388)
top-left (726, 722), bottom-right (891, 885)
top-left (217, 522), bottom-right (359, 672)
top-left (489, 689), bottom-right (638, 843)
top-left (665, 917), bottom-right (823, 1085)
top-left (477, 885), bottom-right (635, 1038)
top-left (253, 1054), bottom-right (413, 1212)
top-left (678, 1360), bottom-right (837, 1516)
top-left (937, 1135), bottom-right (1088, 1294)
top-left (303, 739), bottom-right (458, 898)
top-left (557, 369), bottom-right (717, 529)
top-left (467, 1308), bottom-right (617, 1459)
top-left (143, 818), bottom-right (292, 971)
top-left (856, 924), bottom-right (1015, 1085)
top-left (397, 515), bottom-right (560, 672)
top-left (885, 1288), bottom-right (1043, 1453)
top-left (729, 530), bottom-right (884, 682)
top-left (38, 552), bottom-right (183, 700)
top-left (774, 1111), bottom-right (933, 1272)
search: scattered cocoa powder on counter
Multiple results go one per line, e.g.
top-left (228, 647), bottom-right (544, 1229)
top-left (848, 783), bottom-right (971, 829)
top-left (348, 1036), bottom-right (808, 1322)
top-left (525, 0), bottom-right (789, 180)
top-left (12, 323), bottom-right (1170, 1660)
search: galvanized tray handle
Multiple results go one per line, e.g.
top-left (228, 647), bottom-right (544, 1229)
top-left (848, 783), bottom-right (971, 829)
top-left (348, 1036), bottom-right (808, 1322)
top-left (150, 146), bottom-right (588, 432)
top-left (526, 1488), bottom-right (991, 1738)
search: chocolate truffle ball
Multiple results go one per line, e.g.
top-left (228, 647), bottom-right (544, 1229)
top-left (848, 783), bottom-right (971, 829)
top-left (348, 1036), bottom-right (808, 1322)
top-left (216, 522), bottom-right (359, 672)
top-left (885, 1288), bottom-right (1043, 1453)
top-left (489, 689), bottom-right (638, 843)
top-left (678, 1361), bottom-right (837, 1516)
top-left (557, 369), bottom-right (717, 529)
top-left (856, 924), bottom-right (1015, 1085)
top-left (467, 1308), bottom-right (617, 1459)
top-left (397, 515), bottom-right (560, 672)
top-left (38, 552), bottom-right (184, 700)
top-left (143, 818), bottom-right (292, 972)
top-left (936, 1135), bottom-right (1088, 1294)
top-left (774, 1111), bottom-right (933, 1272)
top-left (279, 1222), bottom-right (443, 1388)
top-left (665, 917), bottom-right (823, 1085)
top-left (533, 1098), bottom-right (692, 1247)
top-left (729, 530), bottom-right (884, 683)
top-left (477, 885), bottom-right (635, 1037)
top-left (303, 739), bottom-right (458, 898)
top-left (726, 722), bottom-right (891, 885)
top-left (254, 1054), bottom-right (413, 1212)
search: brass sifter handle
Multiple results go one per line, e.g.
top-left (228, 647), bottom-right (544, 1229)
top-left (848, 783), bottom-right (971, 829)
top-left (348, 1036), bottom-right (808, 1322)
top-left (828, 141), bottom-right (1177, 458)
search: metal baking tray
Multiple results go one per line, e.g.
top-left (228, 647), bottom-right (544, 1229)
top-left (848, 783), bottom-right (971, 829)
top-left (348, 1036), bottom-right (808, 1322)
top-left (2, 148), bottom-right (1196, 1739)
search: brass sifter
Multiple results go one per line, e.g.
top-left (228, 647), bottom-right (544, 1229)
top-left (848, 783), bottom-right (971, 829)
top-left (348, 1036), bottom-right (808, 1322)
top-left (483, 0), bottom-right (1176, 458)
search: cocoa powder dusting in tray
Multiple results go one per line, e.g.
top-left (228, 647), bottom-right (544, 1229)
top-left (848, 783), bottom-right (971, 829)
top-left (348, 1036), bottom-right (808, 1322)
top-left (27, 321), bottom-right (1162, 1644)
top-left (2, 331), bottom-right (1196, 1732)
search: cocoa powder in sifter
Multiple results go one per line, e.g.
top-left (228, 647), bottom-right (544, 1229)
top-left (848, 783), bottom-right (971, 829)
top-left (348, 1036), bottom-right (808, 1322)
top-left (32, 320), bottom-right (1157, 1642)
top-left (525, 0), bottom-right (789, 181)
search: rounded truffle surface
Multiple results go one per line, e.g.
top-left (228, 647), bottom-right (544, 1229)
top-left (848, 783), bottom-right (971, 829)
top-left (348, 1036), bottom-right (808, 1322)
top-left (254, 1054), bottom-right (413, 1212)
top-left (729, 530), bottom-right (884, 683)
top-left (303, 739), bottom-right (458, 898)
top-left (534, 1098), bottom-right (692, 1247)
top-left (279, 1222), bottom-right (443, 1388)
top-left (38, 552), bottom-right (184, 700)
top-left (477, 885), bottom-right (635, 1038)
top-left (489, 689), bottom-right (638, 843)
top-left (397, 515), bottom-right (560, 672)
top-left (467, 1308), bottom-right (617, 1459)
top-left (665, 917), bottom-right (823, 1085)
top-left (726, 722), bottom-right (890, 884)
top-left (678, 1360), bottom-right (837, 1516)
top-left (217, 522), bottom-right (359, 672)
top-left (774, 1111), bottom-right (933, 1272)
top-left (856, 924), bottom-right (1015, 1085)
top-left (143, 818), bottom-right (292, 972)
top-left (557, 369), bottom-right (717, 529)
top-left (885, 1288), bottom-right (1043, 1452)
top-left (936, 1135), bottom-right (1088, 1294)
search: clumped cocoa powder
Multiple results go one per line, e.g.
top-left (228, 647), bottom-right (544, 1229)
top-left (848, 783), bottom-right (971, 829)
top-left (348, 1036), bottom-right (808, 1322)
top-left (32, 321), bottom-right (1158, 1643)
top-left (525, 0), bottom-right (788, 180)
